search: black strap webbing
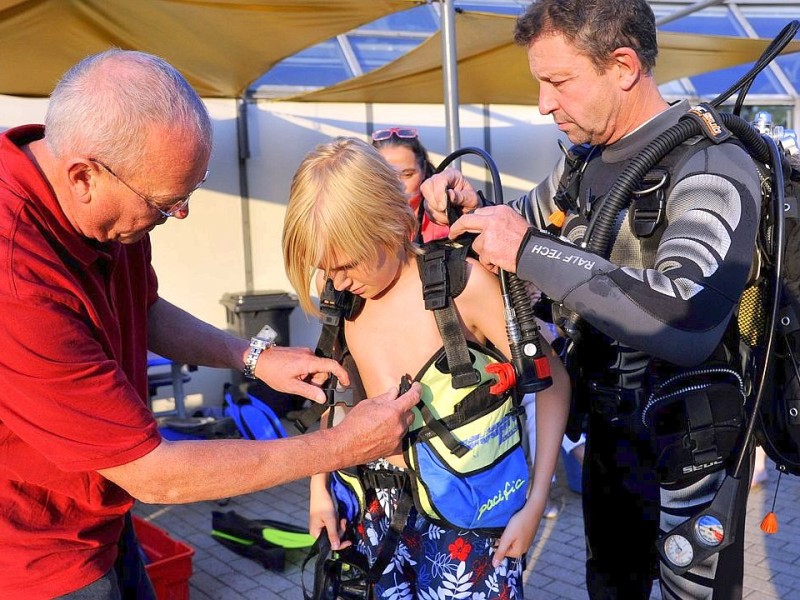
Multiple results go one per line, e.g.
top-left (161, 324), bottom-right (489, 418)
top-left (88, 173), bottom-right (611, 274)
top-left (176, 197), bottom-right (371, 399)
top-left (416, 393), bottom-right (470, 457)
top-left (364, 485), bottom-right (415, 584)
top-left (433, 306), bottom-right (480, 389)
top-left (420, 247), bottom-right (449, 310)
top-left (686, 390), bottom-right (720, 465)
top-left (417, 240), bottom-right (480, 389)
top-left (292, 282), bottom-right (350, 433)
top-left (315, 322), bottom-right (339, 360)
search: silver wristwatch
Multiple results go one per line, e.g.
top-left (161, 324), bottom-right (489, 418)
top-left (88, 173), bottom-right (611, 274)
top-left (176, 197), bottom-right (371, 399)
top-left (243, 324), bottom-right (278, 380)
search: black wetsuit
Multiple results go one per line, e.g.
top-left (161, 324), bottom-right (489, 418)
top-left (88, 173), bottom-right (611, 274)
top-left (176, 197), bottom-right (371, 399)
top-left (511, 100), bottom-right (761, 600)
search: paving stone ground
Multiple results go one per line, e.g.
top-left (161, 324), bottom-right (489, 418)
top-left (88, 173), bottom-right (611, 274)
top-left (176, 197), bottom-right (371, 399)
top-left (134, 428), bottom-right (800, 599)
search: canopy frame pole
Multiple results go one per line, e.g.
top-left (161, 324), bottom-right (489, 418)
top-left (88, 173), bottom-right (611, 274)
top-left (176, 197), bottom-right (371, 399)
top-left (236, 96), bottom-right (254, 292)
top-left (440, 0), bottom-right (461, 153)
top-left (655, 0), bottom-right (724, 26)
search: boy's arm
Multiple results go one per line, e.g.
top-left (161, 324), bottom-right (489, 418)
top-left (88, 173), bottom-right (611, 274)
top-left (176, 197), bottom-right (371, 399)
top-left (528, 354), bottom-right (570, 508)
top-left (492, 357), bottom-right (570, 563)
top-left (459, 257), bottom-right (571, 561)
top-left (309, 408), bottom-right (352, 551)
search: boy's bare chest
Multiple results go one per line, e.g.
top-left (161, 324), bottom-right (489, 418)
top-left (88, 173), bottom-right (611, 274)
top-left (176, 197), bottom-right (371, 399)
top-left (345, 289), bottom-right (444, 396)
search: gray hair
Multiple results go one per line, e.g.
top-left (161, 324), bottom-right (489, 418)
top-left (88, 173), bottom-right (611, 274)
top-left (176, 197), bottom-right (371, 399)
top-left (45, 48), bottom-right (213, 170)
top-left (514, 0), bottom-right (658, 74)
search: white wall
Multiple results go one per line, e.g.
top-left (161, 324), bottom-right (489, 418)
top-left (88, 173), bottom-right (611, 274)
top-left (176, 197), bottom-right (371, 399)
top-left (148, 98), bottom-right (246, 406)
top-left (0, 94), bottom-right (563, 410)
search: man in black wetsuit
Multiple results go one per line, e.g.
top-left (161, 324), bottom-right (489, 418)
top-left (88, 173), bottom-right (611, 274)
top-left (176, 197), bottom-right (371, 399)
top-left (421, 1), bottom-right (761, 599)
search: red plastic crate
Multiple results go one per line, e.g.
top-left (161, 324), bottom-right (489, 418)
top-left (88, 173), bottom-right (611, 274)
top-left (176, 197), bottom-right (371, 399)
top-left (133, 516), bottom-right (195, 600)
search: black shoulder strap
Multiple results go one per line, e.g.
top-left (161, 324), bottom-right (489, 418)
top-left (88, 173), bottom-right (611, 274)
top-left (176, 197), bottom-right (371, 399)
top-left (292, 279), bottom-right (362, 433)
top-left (417, 239), bottom-right (480, 389)
top-left (632, 103), bottom-right (749, 242)
top-left (629, 135), bottom-right (714, 240)
top-left (554, 143), bottom-right (599, 213)
top-left (316, 278), bottom-right (365, 358)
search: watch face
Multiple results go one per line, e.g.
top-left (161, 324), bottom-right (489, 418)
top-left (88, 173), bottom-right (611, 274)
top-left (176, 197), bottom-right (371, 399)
top-left (255, 324), bottom-right (278, 342)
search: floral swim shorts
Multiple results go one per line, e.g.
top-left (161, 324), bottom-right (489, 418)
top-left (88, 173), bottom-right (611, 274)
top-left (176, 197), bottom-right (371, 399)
top-left (350, 485), bottom-right (524, 600)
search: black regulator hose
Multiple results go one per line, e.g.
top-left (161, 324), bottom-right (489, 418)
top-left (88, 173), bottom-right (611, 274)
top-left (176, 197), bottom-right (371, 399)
top-left (433, 146), bottom-right (503, 211)
top-left (736, 134), bottom-right (785, 479)
top-left (585, 112), bottom-right (769, 258)
top-left (711, 20), bottom-right (799, 115)
top-left (586, 18), bottom-right (797, 249)
top-left (501, 264), bottom-right (554, 393)
top-left (435, 148), bottom-right (553, 394)
top-left (558, 110), bottom-right (770, 343)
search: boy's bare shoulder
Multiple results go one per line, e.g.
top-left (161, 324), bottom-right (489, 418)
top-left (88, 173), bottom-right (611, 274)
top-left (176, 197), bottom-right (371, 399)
top-left (462, 256), bottom-right (501, 296)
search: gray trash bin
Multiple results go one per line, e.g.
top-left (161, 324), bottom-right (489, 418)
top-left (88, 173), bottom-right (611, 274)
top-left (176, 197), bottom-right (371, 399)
top-left (220, 290), bottom-right (298, 345)
top-left (220, 291), bottom-right (300, 417)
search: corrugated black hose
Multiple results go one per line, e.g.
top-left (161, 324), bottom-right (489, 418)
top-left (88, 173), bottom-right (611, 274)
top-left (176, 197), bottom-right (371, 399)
top-left (435, 147), bottom-right (553, 394)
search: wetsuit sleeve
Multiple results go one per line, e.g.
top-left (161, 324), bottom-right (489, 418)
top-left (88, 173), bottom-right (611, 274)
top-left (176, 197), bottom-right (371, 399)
top-left (515, 144), bottom-right (761, 367)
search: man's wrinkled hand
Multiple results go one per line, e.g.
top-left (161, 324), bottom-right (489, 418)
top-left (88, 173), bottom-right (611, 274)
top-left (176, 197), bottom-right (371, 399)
top-left (448, 205), bottom-right (530, 274)
top-left (254, 346), bottom-right (350, 403)
top-left (335, 382), bottom-right (421, 464)
top-left (420, 168), bottom-right (479, 226)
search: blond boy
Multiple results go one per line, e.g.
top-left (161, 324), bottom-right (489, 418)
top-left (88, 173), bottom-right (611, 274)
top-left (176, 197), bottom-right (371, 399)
top-left (283, 138), bottom-right (570, 598)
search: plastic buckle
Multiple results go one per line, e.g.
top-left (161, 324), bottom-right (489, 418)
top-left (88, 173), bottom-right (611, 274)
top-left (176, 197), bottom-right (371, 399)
top-left (451, 368), bottom-right (481, 388)
top-left (689, 427), bottom-right (720, 465)
top-left (319, 308), bottom-right (342, 327)
top-left (486, 362), bottom-right (516, 395)
top-left (589, 383), bottom-right (644, 423)
top-left (324, 377), bottom-right (356, 407)
top-left (421, 248), bottom-right (448, 310)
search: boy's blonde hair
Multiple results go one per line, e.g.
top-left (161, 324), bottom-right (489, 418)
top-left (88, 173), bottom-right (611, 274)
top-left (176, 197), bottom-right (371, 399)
top-left (283, 137), bottom-right (418, 315)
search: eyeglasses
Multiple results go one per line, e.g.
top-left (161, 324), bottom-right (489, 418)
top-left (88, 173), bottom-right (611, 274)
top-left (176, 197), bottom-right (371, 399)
top-left (89, 158), bottom-right (208, 218)
top-left (371, 127), bottom-right (418, 142)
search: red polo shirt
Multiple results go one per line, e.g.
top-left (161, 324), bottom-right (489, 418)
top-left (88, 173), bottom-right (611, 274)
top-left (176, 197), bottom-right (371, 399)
top-left (0, 125), bottom-right (162, 597)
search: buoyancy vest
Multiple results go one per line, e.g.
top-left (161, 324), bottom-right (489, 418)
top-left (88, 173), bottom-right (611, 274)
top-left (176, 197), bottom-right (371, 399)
top-left (554, 135), bottom-right (716, 271)
top-left (549, 136), bottom-right (724, 432)
top-left (548, 115), bottom-right (754, 486)
top-left (403, 340), bottom-right (528, 531)
top-left (302, 238), bottom-right (529, 536)
top-left (405, 238), bottom-right (528, 532)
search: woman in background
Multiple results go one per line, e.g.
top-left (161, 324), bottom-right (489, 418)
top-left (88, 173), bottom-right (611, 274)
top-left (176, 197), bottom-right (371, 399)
top-left (372, 127), bottom-right (450, 242)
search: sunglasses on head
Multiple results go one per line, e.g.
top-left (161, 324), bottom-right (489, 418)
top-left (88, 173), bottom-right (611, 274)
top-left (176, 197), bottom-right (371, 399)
top-left (371, 127), bottom-right (418, 142)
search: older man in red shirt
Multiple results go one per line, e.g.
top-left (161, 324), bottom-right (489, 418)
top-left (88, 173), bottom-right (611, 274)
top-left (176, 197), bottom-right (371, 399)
top-left (0, 49), bottom-right (420, 598)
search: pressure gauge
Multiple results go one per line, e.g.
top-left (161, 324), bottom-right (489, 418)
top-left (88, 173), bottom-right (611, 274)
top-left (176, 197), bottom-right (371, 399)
top-left (694, 515), bottom-right (725, 547)
top-left (663, 534), bottom-right (694, 568)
